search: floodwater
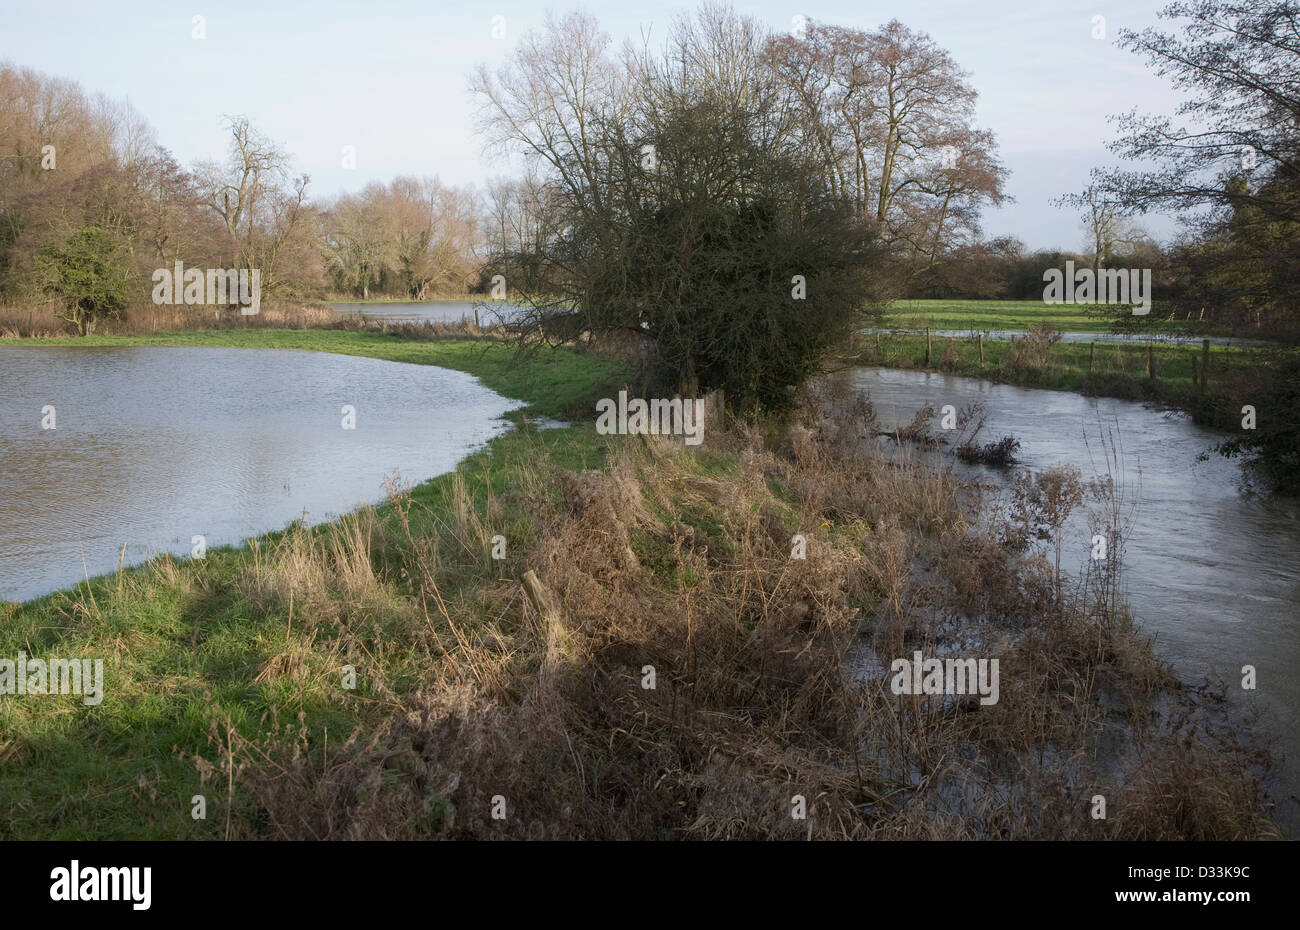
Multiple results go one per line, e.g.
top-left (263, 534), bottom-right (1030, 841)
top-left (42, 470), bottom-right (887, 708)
top-left (861, 327), bottom-right (1273, 347)
top-left (0, 346), bottom-right (519, 602)
top-left (328, 300), bottom-right (525, 325)
top-left (842, 366), bottom-right (1300, 833)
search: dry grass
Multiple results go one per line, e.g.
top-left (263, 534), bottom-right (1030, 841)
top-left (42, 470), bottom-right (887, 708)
top-left (200, 392), bottom-right (1281, 840)
top-left (0, 300), bottom-right (341, 337)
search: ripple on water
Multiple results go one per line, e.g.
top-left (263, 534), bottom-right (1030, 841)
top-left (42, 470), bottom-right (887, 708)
top-left (0, 345), bottom-right (520, 602)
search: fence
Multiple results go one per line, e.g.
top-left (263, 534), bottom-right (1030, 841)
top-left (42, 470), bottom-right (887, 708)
top-left (867, 329), bottom-right (1253, 395)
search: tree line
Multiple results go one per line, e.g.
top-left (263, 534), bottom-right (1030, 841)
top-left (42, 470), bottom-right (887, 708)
top-left (1, 4), bottom-right (1011, 403)
top-left (3, 1), bottom-right (1295, 454)
top-left (0, 65), bottom-right (563, 325)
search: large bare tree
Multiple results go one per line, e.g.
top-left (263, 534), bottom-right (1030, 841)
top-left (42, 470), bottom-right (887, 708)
top-left (764, 18), bottom-right (1009, 276)
top-left (194, 116), bottom-right (318, 296)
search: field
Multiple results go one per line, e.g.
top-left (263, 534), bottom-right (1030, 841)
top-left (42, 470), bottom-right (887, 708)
top-left (854, 329), bottom-right (1252, 401)
top-left (0, 329), bottom-right (1280, 840)
top-left (879, 299), bottom-right (1192, 335)
top-left (0, 331), bottom-right (623, 839)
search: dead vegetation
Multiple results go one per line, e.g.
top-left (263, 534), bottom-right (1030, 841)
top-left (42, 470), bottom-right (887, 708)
top-left (199, 388), bottom-right (1280, 840)
top-left (0, 300), bottom-right (341, 337)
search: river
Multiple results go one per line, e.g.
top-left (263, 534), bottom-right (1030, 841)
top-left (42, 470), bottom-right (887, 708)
top-left (841, 366), bottom-right (1300, 834)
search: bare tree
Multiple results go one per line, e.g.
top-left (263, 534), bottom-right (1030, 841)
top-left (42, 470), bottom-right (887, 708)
top-left (764, 19), bottom-right (1009, 277)
top-left (469, 10), bottom-right (631, 222)
top-left (194, 116), bottom-right (288, 269)
top-left (193, 116), bottom-right (319, 297)
top-left (1056, 184), bottom-right (1148, 276)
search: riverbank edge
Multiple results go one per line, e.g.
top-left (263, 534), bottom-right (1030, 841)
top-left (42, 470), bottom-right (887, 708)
top-left (849, 331), bottom-right (1300, 451)
top-left (0, 331), bottom-right (629, 838)
top-left (0, 330), bottom-right (1283, 840)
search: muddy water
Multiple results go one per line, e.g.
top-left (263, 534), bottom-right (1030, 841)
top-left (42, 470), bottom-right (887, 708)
top-left (842, 366), bottom-right (1300, 833)
top-left (0, 346), bottom-right (519, 603)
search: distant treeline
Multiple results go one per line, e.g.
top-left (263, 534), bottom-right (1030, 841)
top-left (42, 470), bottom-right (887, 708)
top-left (907, 238), bottom-right (1164, 304)
top-left (0, 62), bottom-right (561, 331)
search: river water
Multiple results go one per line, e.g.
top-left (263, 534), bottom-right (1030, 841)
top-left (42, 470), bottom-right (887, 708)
top-left (860, 328), bottom-right (1273, 347)
top-left (0, 346), bottom-right (519, 603)
top-left (3, 344), bottom-right (1293, 831)
top-left (841, 366), bottom-right (1300, 834)
top-left (329, 300), bottom-right (525, 324)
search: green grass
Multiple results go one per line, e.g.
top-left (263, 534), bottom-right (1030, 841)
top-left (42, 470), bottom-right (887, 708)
top-left (857, 330), bottom-right (1261, 403)
top-left (880, 298), bottom-right (1192, 335)
top-left (0, 330), bottom-right (625, 839)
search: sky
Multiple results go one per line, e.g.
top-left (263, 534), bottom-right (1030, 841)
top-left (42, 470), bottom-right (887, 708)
top-left (0, 0), bottom-right (1191, 250)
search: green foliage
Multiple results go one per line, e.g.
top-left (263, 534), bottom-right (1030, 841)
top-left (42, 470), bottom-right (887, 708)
top-left (884, 298), bottom-right (1188, 334)
top-left (36, 225), bottom-right (129, 335)
top-left (0, 333), bottom-right (618, 839)
top-left (1212, 350), bottom-right (1300, 489)
top-left (524, 89), bottom-right (880, 412)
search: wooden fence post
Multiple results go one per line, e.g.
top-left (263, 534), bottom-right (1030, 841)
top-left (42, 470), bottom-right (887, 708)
top-left (978, 332), bottom-right (984, 367)
top-left (1201, 339), bottom-right (1210, 390)
top-left (1089, 342), bottom-right (1095, 376)
top-left (925, 327), bottom-right (932, 366)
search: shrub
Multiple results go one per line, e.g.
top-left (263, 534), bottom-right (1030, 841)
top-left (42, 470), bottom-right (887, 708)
top-left (35, 225), bottom-right (128, 334)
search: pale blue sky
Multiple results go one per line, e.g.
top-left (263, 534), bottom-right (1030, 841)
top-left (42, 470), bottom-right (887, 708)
top-left (0, 0), bottom-right (1187, 248)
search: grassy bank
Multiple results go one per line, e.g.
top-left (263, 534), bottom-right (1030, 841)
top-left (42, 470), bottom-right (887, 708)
top-left (0, 331), bottom-right (1279, 839)
top-left (0, 300), bottom-right (348, 338)
top-left (854, 329), bottom-right (1260, 403)
top-left (0, 295), bottom-right (487, 339)
top-left (882, 298), bottom-right (1194, 335)
top-left (0, 331), bottom-right (623, 839)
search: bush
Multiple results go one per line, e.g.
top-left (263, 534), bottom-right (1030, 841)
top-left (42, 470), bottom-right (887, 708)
top-left (1001, 322), bottom-right (1061, 381)
top-left (1212, 350), bottom-right (1300, 490)
top-left (957, 435), bottom-right (1021, 467)
top-left (35, 225), bottom-right (129, 334)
